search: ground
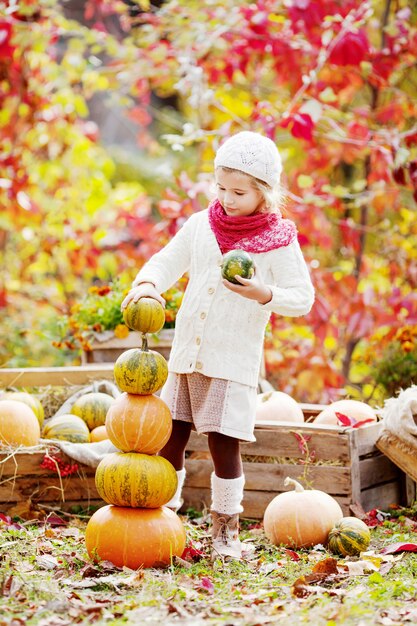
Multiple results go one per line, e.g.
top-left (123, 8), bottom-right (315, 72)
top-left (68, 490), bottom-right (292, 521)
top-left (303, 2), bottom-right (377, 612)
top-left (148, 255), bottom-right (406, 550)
top-left (1, 506), bottom-right (417, 626)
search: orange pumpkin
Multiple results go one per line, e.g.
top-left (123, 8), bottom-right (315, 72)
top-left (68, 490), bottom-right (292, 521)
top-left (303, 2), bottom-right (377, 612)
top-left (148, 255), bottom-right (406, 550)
top-left (95, 452), bottom-right (177, 508)
top-left (314, 400), bottom-right (377, 426)
top-left (263, 477), bottom-right (343, 548)
top-left (256, 391), bottom-right (304, 424)
top-left (0, 391), bottom-right (44, 427)
top-left (90, 425), bottom-right (109, 442)
top-left (85, 504), bottom-right (186, 569)
top-left (105, 392), bottom-right (172, 454)
top-left (0, 400), bottom-right (41, 447)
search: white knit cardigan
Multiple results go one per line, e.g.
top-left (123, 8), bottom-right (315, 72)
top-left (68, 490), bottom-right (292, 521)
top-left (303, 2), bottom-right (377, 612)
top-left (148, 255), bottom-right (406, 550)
top-left (133, 209), bottom-right (315, 387)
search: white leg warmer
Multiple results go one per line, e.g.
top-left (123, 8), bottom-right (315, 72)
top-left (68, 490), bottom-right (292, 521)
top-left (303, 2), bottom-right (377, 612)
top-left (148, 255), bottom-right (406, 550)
top-left (211, 472), bottom-right (245, 515)
top-left (165, 468), bottom-right (186, 510)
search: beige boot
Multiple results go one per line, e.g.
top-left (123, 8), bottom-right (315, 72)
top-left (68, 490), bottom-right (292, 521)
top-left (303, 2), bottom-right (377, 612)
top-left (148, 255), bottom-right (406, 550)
top-left (211, 510), bottom-right (242, 560)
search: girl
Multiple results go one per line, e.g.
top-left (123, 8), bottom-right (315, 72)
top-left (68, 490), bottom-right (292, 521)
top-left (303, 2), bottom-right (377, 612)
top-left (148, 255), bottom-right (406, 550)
top-left (121, 131), bottom-right (315, 560)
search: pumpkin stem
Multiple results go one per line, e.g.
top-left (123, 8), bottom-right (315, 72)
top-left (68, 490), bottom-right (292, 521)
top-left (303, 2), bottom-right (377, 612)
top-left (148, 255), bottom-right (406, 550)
top-left (284, 477), bottom-right (305, 492)
top-left (141, 334), bottom-right (149, 352)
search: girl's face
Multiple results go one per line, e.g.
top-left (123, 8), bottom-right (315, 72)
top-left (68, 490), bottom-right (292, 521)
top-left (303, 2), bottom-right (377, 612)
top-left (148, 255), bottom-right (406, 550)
top-left (215, 168), bottom-right (265, 217)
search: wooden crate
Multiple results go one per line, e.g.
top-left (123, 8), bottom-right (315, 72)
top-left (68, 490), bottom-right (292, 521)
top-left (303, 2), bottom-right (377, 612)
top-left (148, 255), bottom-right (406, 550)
top-left (182, 418), bottom-right (415, 518)
top-left (0, 448), bottom-right (101, 513)
top-left (80, 330), bottom-right (175, 364)
top-left (0, 367), bottom-right (414, 517)
top-left (0, 366), bottom-right (114, 513)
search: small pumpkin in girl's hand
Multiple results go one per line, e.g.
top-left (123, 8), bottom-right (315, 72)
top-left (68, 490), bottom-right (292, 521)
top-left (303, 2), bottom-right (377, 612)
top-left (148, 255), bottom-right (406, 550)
top-left (122, 297), bottom-right (165, 334)
top-left (221, 249), bottom-right (255, 284)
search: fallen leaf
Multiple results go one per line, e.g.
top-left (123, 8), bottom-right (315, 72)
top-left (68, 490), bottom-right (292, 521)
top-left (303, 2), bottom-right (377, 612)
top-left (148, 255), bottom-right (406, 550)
top-left (196, 576), bottom-right (214, 595)
top-left (1, 574), bottom-right (23, 597)
top-left (335, 412), bottom-right (375, 428)
top-left (36, 554), bottom-right (60, 570)
top-left (258, 561), bottom-right (281, 575)
top-left (291, 573), bottom-right (331, 597)
top-left (173, 555), bottom-right (192, 569)
top-left (167, 601), bottom-right (191, 617)
top-left (342, 560), bottom-right (380, 575)
top-left (312, 557), bottom-right (338, 574)
top-left (285, 549), bottom-right (301, 561)
top-left (45, 513), bottom-right (68, 527)
top-left (181, 540), bottom-right (205, 562)
top-left (380, 542), bottom-right (417, 554)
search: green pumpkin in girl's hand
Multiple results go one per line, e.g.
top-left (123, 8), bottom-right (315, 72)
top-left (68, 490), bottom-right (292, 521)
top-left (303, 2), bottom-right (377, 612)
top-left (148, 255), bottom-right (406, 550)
top-left (221, 249), bottom-right (255, 285)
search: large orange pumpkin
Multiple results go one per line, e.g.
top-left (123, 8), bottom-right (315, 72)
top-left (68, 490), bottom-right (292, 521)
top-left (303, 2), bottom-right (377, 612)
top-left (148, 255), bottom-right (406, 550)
top-left (85, 504), bottom-right (186, 569)
top-left (0, 400), bottom-right (41, 447)
top-left (71, 392), bottom-right (115, 430)
top-left (263, 477), bottom-right (343, 548)
top-left (114, 346), bottom-right (168, 395)
top-left (122, 297), bottom-right (165, 334)
top-left (95, 452), bottom-right (177, 508)
top-left (0, 391), bottom-right (44, 427)
top-left (105, 392), bottom-right (172, 454)
top-left (256, 391), bottom-right (304, 424)
top-left (314, 400), bottom-right (377, 426)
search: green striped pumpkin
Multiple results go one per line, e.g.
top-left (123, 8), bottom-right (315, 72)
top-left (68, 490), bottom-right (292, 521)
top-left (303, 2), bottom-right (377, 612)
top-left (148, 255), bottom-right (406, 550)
top-left (42, 414), bottom-right (90, 443)
top-left (221, 249), bottom-right (255, 284)
top-left (114, 346), bottom-right (168, 395)
top-left (95, 452), bottom-right (177, 508)
top-left (122, 297), bottom-right (165, 334)
top-left (71, 392), bottom-right (114, 430)
top-left (327, 516), bottom-right (371, 556)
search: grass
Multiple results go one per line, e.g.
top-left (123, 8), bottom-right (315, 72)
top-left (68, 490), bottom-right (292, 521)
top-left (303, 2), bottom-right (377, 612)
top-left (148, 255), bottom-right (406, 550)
top-left (1, 506), bottom-right (417, 625)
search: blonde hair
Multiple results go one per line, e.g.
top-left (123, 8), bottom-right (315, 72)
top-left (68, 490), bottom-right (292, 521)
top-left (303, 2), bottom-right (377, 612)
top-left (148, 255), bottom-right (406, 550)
top-left (216, 166), bottom-right (286, 214)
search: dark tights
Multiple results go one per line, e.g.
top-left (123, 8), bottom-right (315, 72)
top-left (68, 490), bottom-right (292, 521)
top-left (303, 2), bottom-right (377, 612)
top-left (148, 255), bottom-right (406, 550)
top-left (159, 420), bottom-right (242, 479)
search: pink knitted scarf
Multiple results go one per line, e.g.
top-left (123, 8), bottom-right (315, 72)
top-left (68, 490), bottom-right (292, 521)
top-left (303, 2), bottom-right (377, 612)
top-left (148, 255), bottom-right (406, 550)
top-left (208, 199), bottom-right (297, 254)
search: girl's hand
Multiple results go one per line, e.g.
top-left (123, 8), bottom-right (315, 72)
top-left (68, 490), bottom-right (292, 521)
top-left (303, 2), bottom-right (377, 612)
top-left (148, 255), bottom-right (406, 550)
top-left (222, 265), bottom-right (272, 304)
top-left (121, 283), bottom-right (165, 310)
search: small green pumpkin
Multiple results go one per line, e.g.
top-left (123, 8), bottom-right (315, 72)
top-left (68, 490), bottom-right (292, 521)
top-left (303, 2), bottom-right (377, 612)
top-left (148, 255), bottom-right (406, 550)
top-left (114, 336), bottom-right (168, 395)
top-left (327, 516), bottom-right (371, 556)
top-left (221, 249), bottom-right (255, 284)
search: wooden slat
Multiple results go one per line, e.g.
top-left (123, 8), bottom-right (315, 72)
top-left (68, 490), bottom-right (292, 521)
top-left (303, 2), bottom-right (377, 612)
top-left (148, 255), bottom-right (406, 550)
top-left (181, 487), bottom-right (354, 519)
top-left (355, 422), bottom-right (383, 456)
top-left (376, 431), bottom-right (417, 483)
top-left (359, 455), bottom-right (401, 490)
top-left (87, 331), bottom-right (173, 350)
top-left (359, 481), bottom-right (403, 513)
top-left (404, 476), bottom-right (417, 507)
top-left (0, 475), bottom-right (100, 504)
top-left (0, 450), bottom-right (96, 477)
top-left (0, 365), bottom-right (115, 387)
top-left (348, 428), bottom-right (362, 505)
top-left (184, 459), bottom-right (352, 495)
top-left (187, 427), bottom-right (351, 462)
top-left (182, 480), bottom-right (405, 520)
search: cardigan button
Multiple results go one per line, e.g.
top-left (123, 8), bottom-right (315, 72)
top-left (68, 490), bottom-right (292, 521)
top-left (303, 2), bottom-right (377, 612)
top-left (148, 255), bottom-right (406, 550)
top-left (208, 287), bottom-right (215, 295)
top-left (196, 337), bottom-right (201, 345)
top-left (200, 312), bottom-right (206, 320)
top-left (196, 361), bottom-right (203, 370)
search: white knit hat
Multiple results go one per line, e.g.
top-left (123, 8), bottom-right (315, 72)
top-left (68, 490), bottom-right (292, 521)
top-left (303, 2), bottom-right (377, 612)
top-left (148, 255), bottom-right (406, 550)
top-left (214, 131), bottom-right (282, 188)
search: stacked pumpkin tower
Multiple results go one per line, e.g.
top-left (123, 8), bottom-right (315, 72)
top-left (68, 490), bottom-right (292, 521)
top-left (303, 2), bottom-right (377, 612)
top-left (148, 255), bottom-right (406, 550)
top-left (85, 298), bottom-right (186, 569)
